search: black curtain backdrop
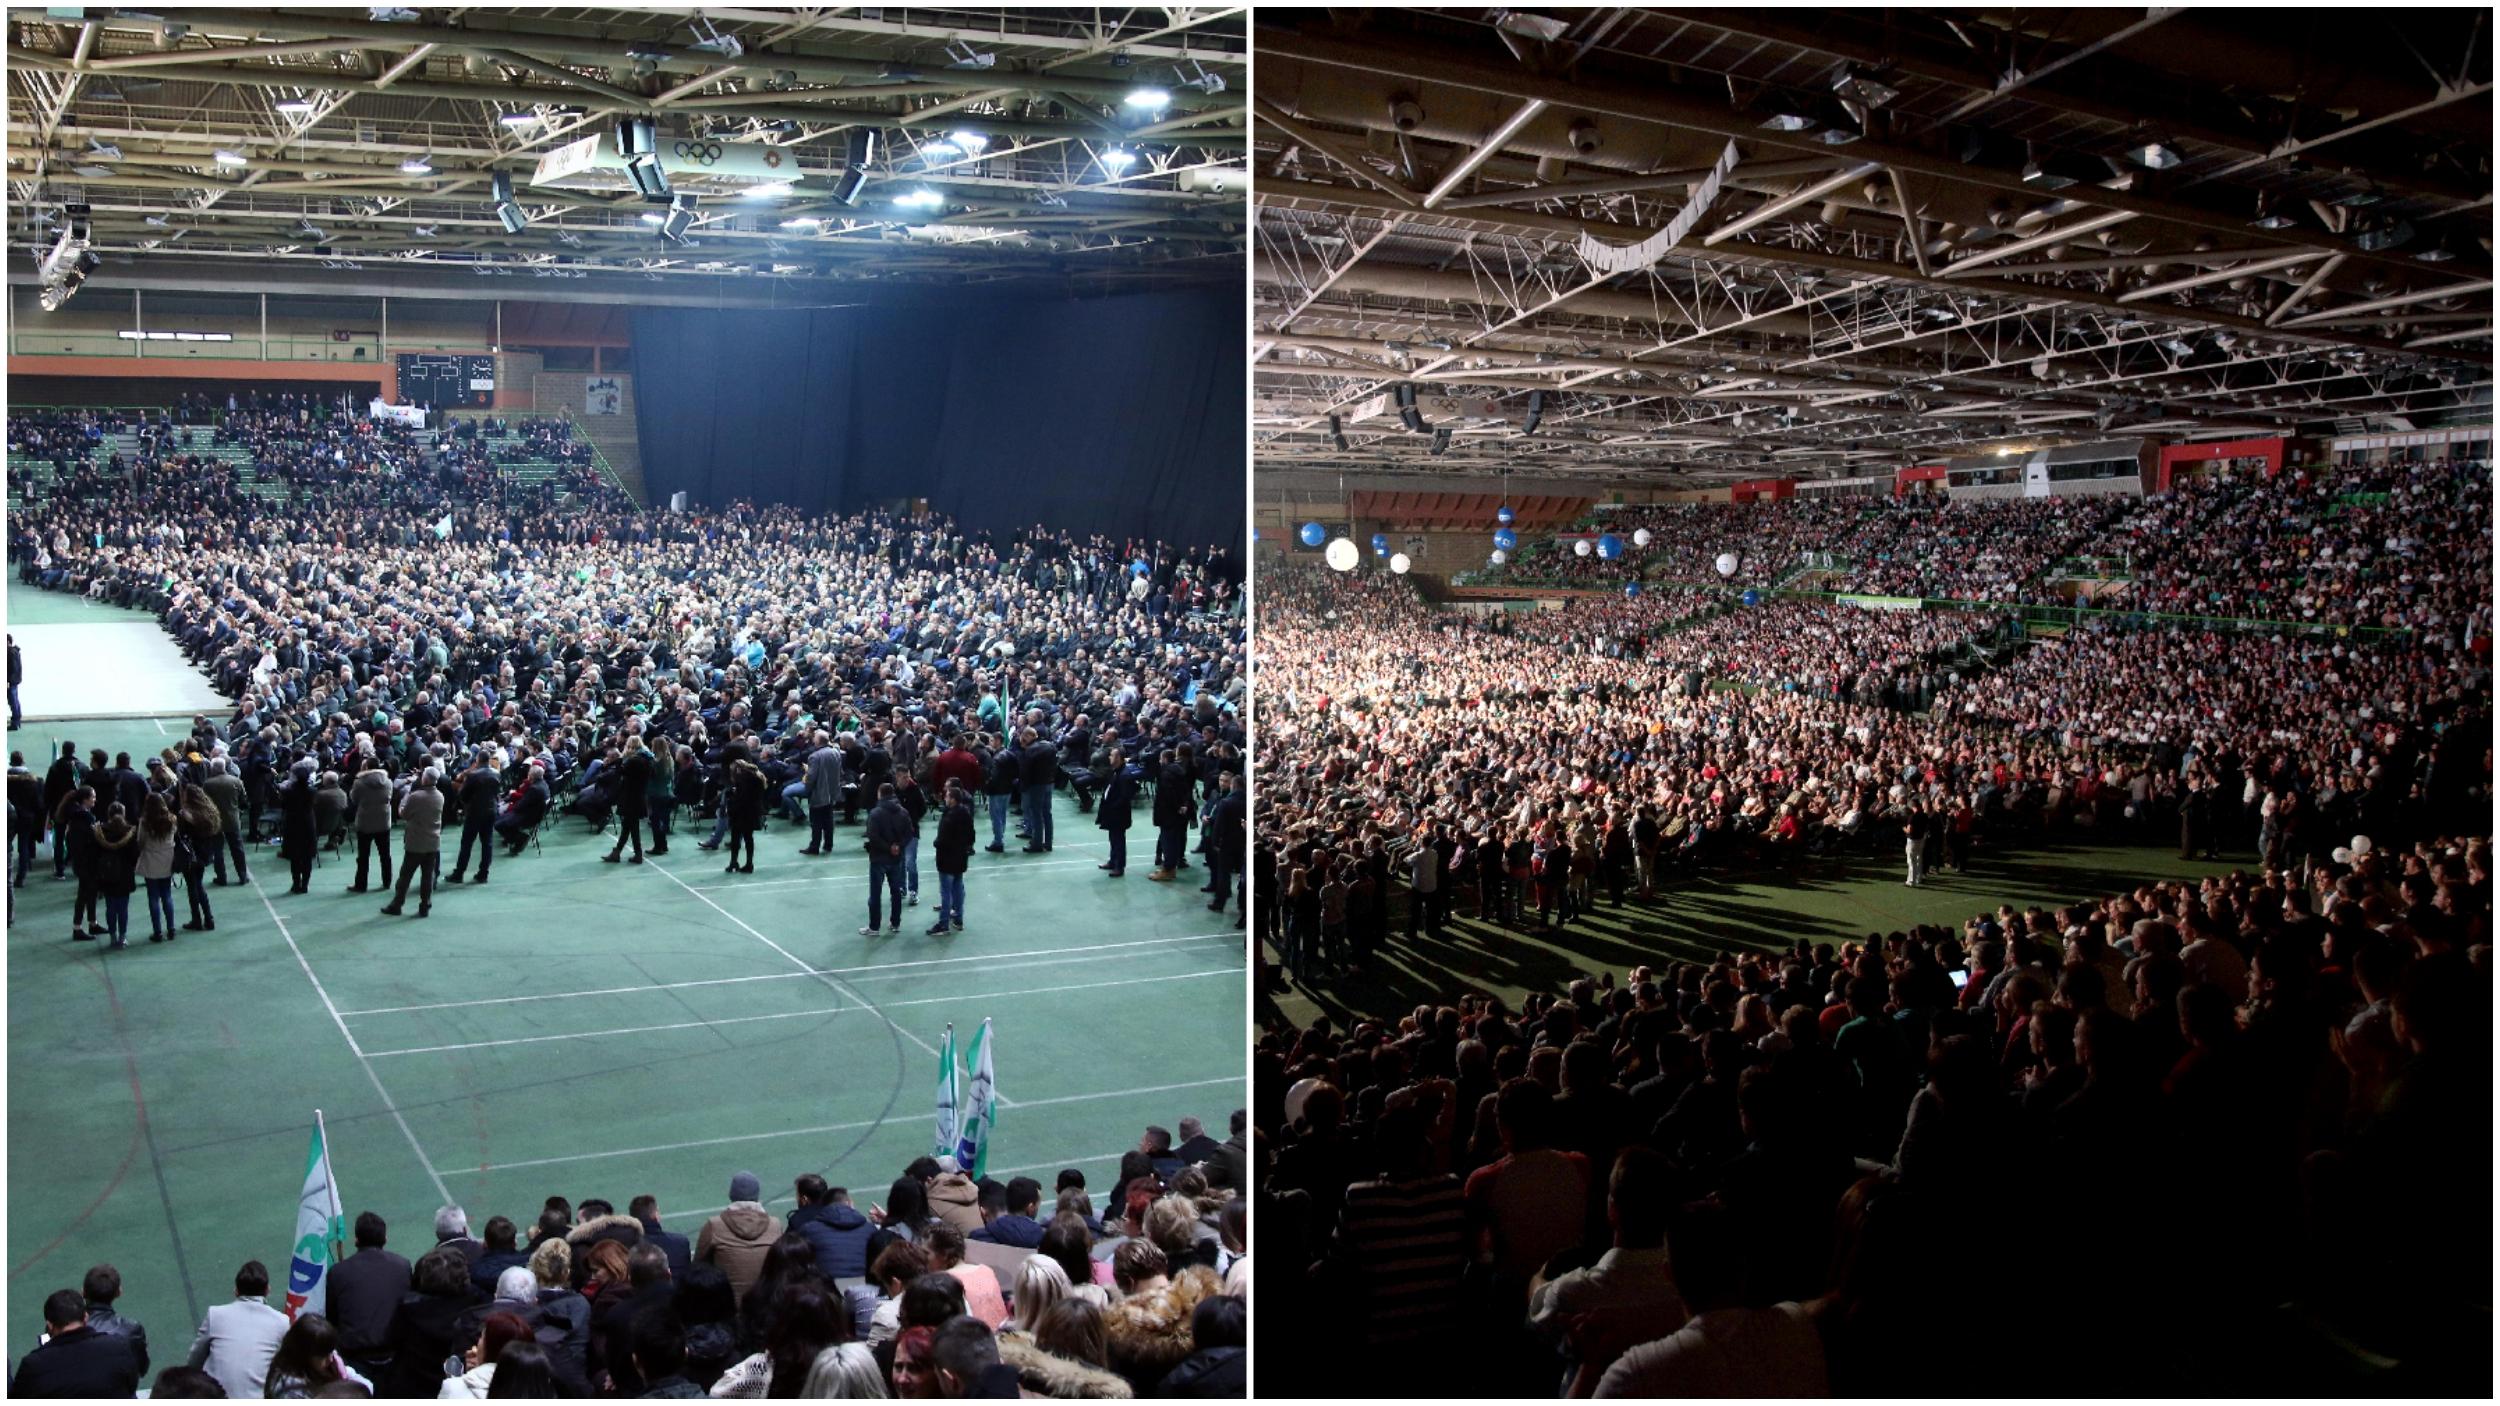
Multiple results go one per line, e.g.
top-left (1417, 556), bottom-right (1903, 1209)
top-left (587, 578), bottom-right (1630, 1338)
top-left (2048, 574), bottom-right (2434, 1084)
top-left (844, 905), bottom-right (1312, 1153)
top-left (629, 287), bottom-right (1243, 547)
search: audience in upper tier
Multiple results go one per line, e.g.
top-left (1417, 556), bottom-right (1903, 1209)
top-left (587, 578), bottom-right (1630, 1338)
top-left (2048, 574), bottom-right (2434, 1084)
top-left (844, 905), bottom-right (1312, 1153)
top-left (1255, 841), bottom-right (2491, 1397)
top-left (12, 1119), bottom-right (1249, 1397)
top-left (1453, 458), bottom-right (2493, 632)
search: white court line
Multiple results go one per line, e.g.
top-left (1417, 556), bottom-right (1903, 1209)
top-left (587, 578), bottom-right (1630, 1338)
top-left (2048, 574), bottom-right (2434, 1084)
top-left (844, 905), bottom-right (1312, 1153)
top-left (646, 855), bottom-right (947, 1068)
top-left (690, 855), bottom-right (1101, 893)
top-left (660, 1148), bottom-right (1142, 1224)
top-left (441, 1077), bottom-right (1239, 1176)
top-left (360, 968), bottom-right (1240, 1058)
top-left (248, 875), bottom-right (453, 1205)
top-left (336, 933), bottom-right (1236, 1017)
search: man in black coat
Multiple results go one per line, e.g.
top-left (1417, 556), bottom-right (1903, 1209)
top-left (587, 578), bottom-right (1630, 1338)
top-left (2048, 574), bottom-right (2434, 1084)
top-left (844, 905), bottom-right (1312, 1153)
top-left (1094, 748), bottom-right (1138, 878)
top-left (7, 634), bottom-right (21, 730)
top-left (445, 753), bottom-right (500, 885)
top-left (628, 1196), bottom-right (693, 1282)
top-left (1148, 748), bottom-right (1195, 882)
top-left (327, 1212), bottom-right (410, 1383)
top-left (1017, 731), bottom-right (1057, 853)
top-left (1201, 773), bottom-right (1245, 916)
top-left (861, 784), bottom-right (913, 936)
top-left (10, 1289), bottom-right (141, 1397)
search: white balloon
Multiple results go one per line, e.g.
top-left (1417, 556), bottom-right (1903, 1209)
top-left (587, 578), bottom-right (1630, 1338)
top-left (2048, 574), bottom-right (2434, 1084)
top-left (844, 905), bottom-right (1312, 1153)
top-left (1632, 528), bottom-right (1652, 547)
top-left (1324, 537), bottom-right (1359, 572)
top-left (1714, 551), bottom-right (1739, 577)
top-left (1574, 538), bottom-right (1592, 557)
top-left (2351, 834), bottom-right (2373, 856)
top-left (1490, 549), bottom-right (1509, 565)
top-left (1389, 552), bottom-right (1412, 575)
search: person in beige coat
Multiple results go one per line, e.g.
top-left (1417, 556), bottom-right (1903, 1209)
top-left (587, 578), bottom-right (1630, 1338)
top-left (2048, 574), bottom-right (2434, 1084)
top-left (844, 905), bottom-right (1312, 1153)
top-left (382, 767), bottom-right (444, 918)
top-left (695, 1171), bottom-right (784, 1306)
top-left (346, 758), bottom-right (395, 893)
top-left (928, 1157), bottom-right (984, 1235)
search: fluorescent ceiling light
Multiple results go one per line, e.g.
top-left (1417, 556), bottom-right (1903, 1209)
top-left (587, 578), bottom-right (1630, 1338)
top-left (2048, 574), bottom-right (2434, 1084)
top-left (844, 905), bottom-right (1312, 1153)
top-left (891, 188), bottom-right (943, 209)
top-left (498, 112), bottom-right (540, 127)
top-left (919, 139), bottom-right (961, 158)
top-left (779, 216), bottom-right (822, 229)
top-left (399, 156), bottom-right (433, 175)
top-left (742, 181), bottom-right (794, 198)
top-left (1123, 87), bottom-right (1171, 108)
top-left (947, 130), bottom-right (989, 154)
top-left (1099, 147), bottom-right (1137, 172)
top-left (212, 149), bottom-right (248, 167)
top-left (639, 212), bottom-right (665, 223)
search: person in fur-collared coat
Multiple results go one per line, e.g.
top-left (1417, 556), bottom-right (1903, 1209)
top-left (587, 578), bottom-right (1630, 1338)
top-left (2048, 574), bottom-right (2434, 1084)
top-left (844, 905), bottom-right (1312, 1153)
top-left (565, 1210), bottom-right (644, 1290)
top-left (996, 1335), bottom-right (1135, 1399)
top-left (1102, 1252), bottom-right (1223, 1394)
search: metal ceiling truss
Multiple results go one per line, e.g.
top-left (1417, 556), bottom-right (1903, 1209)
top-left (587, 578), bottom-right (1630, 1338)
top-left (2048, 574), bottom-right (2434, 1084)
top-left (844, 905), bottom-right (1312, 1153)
top-left (7, 6), bottom-right (1248, 292)
top-left (1252, 7), bottom-right (2491, 482)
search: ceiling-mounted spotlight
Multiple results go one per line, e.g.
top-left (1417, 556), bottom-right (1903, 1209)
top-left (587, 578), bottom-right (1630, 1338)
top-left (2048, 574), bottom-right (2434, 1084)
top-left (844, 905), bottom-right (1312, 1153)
top-left (1329, 413), bottom-right (1349, 452)
top-left (659, 191), bottom-right (698, 243)
top-left (1430, 426), bottom-right (1452, 456)
top-left (1830, 66), bottom-right (1898, 108)
top-left (2128, 136), bottom-right (2183, 170)
top-left (615, 118), bottom-right (670, 199)
top-left (1522, 389), bottom-right (1545, 436)
top-left (1395, 382), bottom-right (1426, 433)
top-left (1123, 86), bottom-right (1171, 110)
top-left (832, 128), bottom-right (878, 205)
top-left (490, 169), bottom-right (514, 205)
top-left (495, 201), bottom-right (527, 235)
top-left (1566, 119), bottom-right (1600, 156)
top-left (2353, 218), bottom-right (2415, 253)
top-left (1099, 147), bottom-right (1137, 174)
top-left (1387, 92), bottom-right (1424, 132)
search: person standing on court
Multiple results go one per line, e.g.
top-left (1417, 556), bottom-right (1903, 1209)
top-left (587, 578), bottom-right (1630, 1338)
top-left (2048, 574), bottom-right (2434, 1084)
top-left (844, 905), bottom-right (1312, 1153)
top-left (1147, 746), bottom-right (1196, 882)
top-left (930, 780), bottom-right (974, 934)
top-left (446, 751), bottom-right (499, 886)
top-left (604, 737), bottom-right (653, 865)
top-left (279, 758), bottom-right (320, 894)
top-left (202, 758), bottom-right (249, 885)
top-left (383, 767), bottom-right (443, 918)
top-left (981, 734), bottom-right (1019, 854)
top-left (722, 746), bottom-right (767, 875)
top-left (801, 731), bottom-right (844, 857)
top-left (861, 783), bottom-right (911, 936)
top-left (346, 753), bottom-right (395, 894)
top-left (1095, 747), bottom-right (1138, 878)
top-left (7, 633), bottom-right (22, 731)
top-left (1017, 727), bottom-right (1058, 853)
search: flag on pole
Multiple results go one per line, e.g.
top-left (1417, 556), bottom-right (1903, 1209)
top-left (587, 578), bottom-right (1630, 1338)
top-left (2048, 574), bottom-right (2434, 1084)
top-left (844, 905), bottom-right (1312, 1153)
top-left (955, 1017), bottom-right (997, 1179)
top-left (934, 1024), bottom-right (961, 1160)
top-left (432, 513), bottom-right (453, 540)
top-left (284, 1112), bottom-right (345, 1320)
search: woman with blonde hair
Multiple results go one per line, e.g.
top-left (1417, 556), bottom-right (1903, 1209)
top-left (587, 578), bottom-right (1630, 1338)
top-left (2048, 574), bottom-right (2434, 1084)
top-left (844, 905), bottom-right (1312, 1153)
top-left (995, 1297), bottom-right (1133, 1399)
top-left (1006, 1254), bottom-right (1072, 1336)
top-left (796, 1341), bottom-right (887, 1398)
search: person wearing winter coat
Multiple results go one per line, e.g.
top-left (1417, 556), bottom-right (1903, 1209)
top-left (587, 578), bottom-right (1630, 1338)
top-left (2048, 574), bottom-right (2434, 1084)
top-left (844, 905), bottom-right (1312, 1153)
top-left (694, 1172), bottom-right (785, 1306)
top-left (784, 1177), bottom-right (876, 1286)
top-left (174, 782), bottom-right (221, 931)
top-left (381, 1248), bottom-right (484, 1400)
top-left (346, 759), bottom-right (395, 892)
top-left (1094, 750), bottom-right (1139, 879)
top-left (930, 782), bottom-right (975, 935)
top-left (1155, 1295), bottom-right (1244, 1396)
top-left (1101, 1250), bottom-right (1222, 1394)
top-left (383, 768), bottom-right (444, 918)
top-left (1147, 749), bottom-right (1197, 883)
top-left (278, 761), bottom-right (320, 893)
top-left (926, 1161), bottom-right (984, 1237)
top-left (91, 803), bottom-right (139, 948)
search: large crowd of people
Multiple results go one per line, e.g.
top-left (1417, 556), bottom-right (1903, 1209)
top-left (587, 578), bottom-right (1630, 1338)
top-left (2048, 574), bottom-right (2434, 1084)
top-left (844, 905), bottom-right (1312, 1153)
top-left (1252, 450), bottom-right (2491, 1397)
top-left (7, 406), bottom-right (1249, 936)
top-left (1449, 457), bottom-right (2494, 629)
top-left (11, 1120), bottom-right (1249, 1398)
top-left (1254, 835), bottom-right (2489, 1396)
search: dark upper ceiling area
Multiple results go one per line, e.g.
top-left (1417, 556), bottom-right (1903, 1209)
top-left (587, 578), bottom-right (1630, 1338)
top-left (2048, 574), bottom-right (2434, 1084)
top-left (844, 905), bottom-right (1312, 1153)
top-left (1252, 7), bottom-right (2492, 482)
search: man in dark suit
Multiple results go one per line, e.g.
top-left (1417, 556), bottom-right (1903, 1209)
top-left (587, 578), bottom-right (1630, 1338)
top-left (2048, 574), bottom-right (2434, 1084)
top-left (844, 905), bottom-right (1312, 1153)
top-left (1147, 747), bottom-right (1195, 882)
top-left (1017, 730), bottom-right (1057, 853)
top-left (11, 1289), bottom-right (142, 1397)
top-left (629, 1195), bottom-right (692, 1282)
top-left (1172, 1117), bottom-right (1225, 1168)
top-left (1202, 772), bottom-right (1245, 916)
top-left (327, 1212), bottom-right (410, 1383)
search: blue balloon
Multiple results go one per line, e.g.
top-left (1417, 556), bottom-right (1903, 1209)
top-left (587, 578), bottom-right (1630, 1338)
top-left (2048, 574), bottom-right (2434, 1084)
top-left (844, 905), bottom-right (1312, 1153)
top-left (1596, 533), bottom-right (1624, 560)
top-left (1742, 589), bottom-right (1761, 607)
top-left (1492, 528), bottom-right (1518, 551)
top-left (1132, 558), bottom-right (1149, 576)
top-left (1624, 581), bottom-right (1641, 598)
top-left (1370, 533), bottom-right (1389, 553)
top-left (1298, 521), bottom-right (1326, 548)
top-left (1496, 505), bottom-right (1516, 525)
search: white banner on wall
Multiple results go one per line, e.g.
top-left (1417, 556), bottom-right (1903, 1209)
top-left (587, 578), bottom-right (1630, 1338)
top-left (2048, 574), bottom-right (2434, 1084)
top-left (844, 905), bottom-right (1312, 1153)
top-left (586, 376), bottom-right (623, 416)
top-left (367, 400), bottom-right (427, 428)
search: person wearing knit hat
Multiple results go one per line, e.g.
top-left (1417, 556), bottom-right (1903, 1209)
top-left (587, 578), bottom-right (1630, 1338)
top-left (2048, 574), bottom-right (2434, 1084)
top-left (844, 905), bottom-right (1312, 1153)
top-left (695, 1172), bottom-right (783, 1307)
top-left (279, 757), bottom-right (321, 895)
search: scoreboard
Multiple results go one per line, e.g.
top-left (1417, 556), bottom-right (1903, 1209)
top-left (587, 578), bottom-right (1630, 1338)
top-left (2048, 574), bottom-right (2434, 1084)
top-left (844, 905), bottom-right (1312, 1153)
top-left (397, 353), bottom-right (496, 409)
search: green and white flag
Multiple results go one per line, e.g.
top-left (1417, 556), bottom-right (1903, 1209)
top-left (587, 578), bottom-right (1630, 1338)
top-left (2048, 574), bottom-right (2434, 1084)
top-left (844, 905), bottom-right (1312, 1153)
top-left (283, 1112), bottom-right (345, 1320)
top-left (934, 1024), bottom-right (961, 1159)
top-left (954, 1018), bottom-right (996, 1179)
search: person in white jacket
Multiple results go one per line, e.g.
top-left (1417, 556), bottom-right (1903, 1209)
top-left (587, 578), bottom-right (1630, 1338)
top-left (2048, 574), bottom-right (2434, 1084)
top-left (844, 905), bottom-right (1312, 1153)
top-left (437, 1307), bottom-right (538, 1399)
